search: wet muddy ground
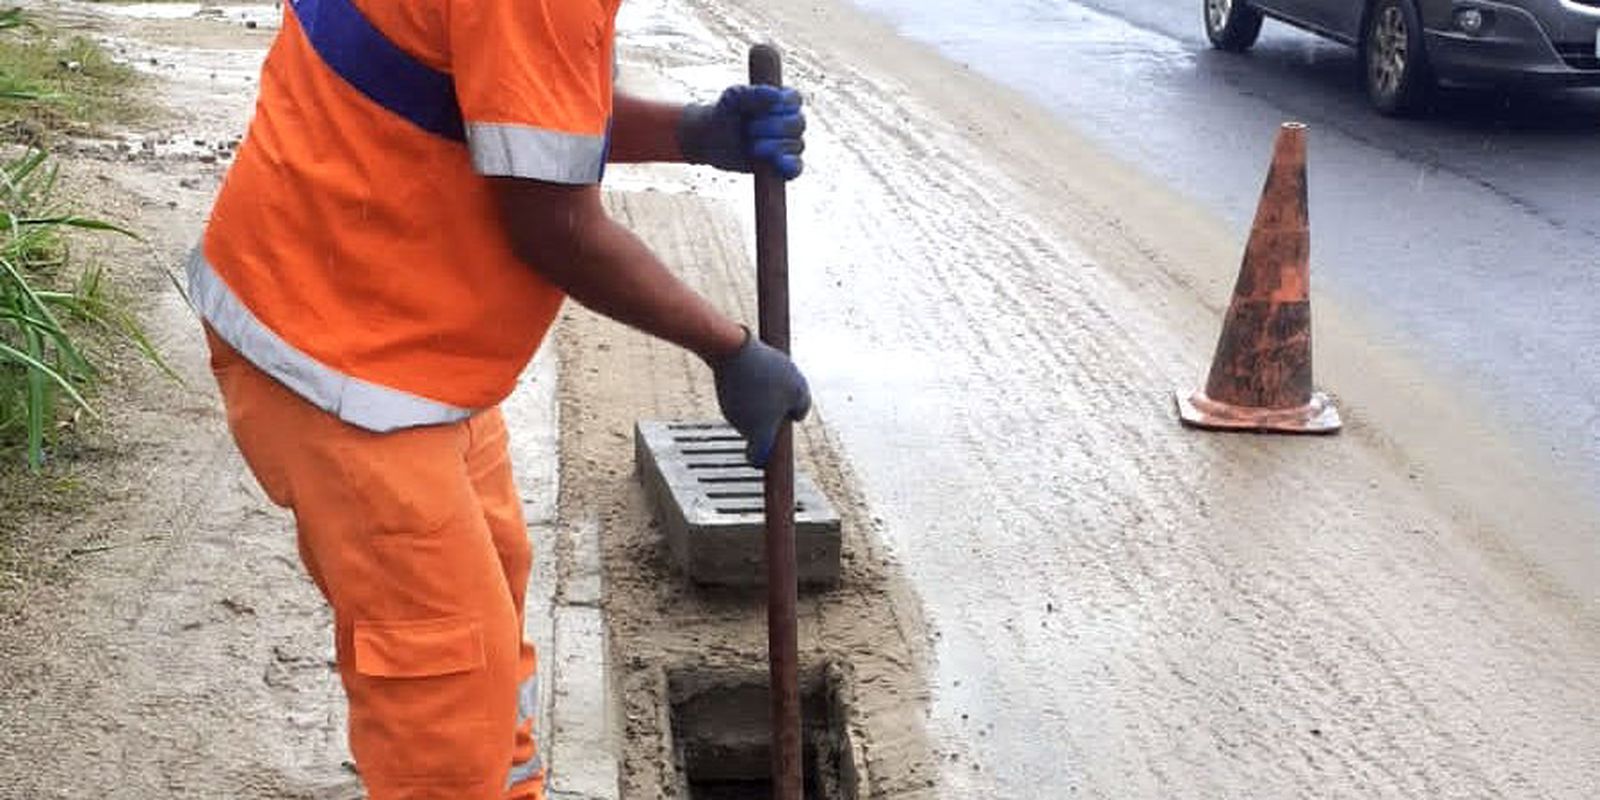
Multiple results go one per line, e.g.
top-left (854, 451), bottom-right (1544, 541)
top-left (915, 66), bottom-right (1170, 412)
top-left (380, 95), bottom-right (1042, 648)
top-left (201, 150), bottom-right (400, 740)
top-left (1, 1), bottom-right (1596, 799)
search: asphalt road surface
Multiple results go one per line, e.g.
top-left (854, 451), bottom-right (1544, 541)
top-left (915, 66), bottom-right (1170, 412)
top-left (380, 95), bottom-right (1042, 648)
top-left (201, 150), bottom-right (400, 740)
top-left (855, 0), bottom-right (1600, 501)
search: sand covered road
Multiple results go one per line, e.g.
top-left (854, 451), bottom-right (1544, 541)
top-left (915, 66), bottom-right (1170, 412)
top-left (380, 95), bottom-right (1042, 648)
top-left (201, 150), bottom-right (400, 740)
top-left (614, 0), bottom-right (1600, 796)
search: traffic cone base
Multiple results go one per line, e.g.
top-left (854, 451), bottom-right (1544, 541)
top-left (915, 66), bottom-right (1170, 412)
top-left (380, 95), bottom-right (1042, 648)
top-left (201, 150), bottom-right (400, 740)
top-left (1175, 389), bottom-right (1341, 434)
top-left (1178, 121), bottom-right (1341, 435)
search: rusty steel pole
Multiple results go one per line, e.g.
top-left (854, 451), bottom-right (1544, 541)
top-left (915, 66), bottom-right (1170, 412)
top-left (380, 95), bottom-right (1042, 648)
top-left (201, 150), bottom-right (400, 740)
top-left (749, 42), bottom-right (803, 800)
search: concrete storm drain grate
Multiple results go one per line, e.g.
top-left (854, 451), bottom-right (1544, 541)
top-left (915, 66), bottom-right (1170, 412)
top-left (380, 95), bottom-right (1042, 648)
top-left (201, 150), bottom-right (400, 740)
top-left (634, 421), bottom-right (842, 587)
top-left (668, 665), bottom-right (860, 800)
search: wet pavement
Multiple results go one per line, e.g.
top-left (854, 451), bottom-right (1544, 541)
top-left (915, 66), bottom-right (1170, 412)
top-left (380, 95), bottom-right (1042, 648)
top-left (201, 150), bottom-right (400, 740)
top-left (852, 0), bottom-right (1600, 500)
top-left (718, 0), bottom-right (1600, 796)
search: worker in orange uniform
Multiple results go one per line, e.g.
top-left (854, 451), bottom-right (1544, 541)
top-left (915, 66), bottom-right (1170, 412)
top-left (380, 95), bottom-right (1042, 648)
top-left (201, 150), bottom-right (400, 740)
top-left (187, 0), bottom-right (809, 796)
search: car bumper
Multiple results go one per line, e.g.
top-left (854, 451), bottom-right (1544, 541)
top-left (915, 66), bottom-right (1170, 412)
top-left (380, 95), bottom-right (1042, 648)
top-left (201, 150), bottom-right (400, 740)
top-left (1425, 0), bottom-right (1600, 87)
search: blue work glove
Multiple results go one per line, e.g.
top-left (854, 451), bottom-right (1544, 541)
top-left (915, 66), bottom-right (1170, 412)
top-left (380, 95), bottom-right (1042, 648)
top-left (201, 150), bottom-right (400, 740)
top-left (679, 85), bottom-right (806, 180)
top-left (712, 330), bottom-right (811, 467)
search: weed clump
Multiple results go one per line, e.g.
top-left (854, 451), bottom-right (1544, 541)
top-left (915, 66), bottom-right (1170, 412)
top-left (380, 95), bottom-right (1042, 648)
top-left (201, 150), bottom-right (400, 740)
top-left (0, 7), bottom-right (141, 139)
top-left (0, 8), bottom-right (161, 469)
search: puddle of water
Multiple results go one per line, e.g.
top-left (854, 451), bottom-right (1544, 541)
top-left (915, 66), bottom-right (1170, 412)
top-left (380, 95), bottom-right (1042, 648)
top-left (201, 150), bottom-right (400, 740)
top-left (217, 4), bottom-right (282, 29)
top-left (94, 3), bottom-right (283, 30)
top-left (617, 0), bottom-right (723, 57)
top-left (857, 0), bottom-right (1192, 66)
top-left (95, 2), bottom-right (206, 20)
top-left (71, 132), bottom-right (238, 163)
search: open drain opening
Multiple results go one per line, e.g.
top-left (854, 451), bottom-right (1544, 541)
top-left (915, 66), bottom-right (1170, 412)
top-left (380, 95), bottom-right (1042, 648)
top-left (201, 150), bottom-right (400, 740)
top-left (669, 666), bottom-right (858, 800)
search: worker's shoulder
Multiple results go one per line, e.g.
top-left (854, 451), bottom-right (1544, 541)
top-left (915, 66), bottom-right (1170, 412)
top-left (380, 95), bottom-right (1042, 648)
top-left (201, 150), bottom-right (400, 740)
top-left (353, 0), bottom-right (452, 71)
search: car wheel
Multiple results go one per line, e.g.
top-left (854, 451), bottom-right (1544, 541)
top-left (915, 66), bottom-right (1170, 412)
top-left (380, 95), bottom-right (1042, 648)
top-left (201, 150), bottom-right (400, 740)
top-left (1363, 0), bottom-right (1433, 115)
top-left (1205, 0), bottom-right (1264, 52)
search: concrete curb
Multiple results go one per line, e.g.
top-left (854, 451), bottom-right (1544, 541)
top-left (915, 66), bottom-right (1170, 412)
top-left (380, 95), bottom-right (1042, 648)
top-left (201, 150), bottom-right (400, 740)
top-left (503, 347), bottom-right (621, 800)
top-left (547, 604), bottom-right (617, 800)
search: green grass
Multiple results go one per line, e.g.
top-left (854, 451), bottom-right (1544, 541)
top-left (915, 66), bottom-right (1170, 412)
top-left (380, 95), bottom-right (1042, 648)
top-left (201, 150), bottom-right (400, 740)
top-left (0, 9), bottom-right (163, 469)
top-left (0, 7), bottom-right (167, 611)
top-left (0, 7), bottom-right (141, 136)
top-left (0, 148), bottom-right (155, 468)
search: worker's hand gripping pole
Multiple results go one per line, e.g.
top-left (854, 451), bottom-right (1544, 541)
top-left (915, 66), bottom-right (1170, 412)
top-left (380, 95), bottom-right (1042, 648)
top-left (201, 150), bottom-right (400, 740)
top-left (749, 42), bottom-right (803, 800)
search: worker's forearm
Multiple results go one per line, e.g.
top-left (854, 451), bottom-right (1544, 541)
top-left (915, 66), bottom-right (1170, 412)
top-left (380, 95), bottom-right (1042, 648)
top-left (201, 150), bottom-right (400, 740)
top-left (608, 93), bottom-right (686, 164)
top-left (528, 213), bottom-right (743, 361)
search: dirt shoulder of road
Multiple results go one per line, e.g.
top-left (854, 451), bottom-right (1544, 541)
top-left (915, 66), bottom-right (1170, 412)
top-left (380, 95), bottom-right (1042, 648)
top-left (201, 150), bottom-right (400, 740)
top-left (0, 3), bottom-right (941, 797)
top-left (0, 5), bottom-right (363, 797)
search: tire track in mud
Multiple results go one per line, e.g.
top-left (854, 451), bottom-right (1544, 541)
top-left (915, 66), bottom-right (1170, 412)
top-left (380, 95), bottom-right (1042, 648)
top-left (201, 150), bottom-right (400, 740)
top-left (643, 0), bottom-right (1600, 797)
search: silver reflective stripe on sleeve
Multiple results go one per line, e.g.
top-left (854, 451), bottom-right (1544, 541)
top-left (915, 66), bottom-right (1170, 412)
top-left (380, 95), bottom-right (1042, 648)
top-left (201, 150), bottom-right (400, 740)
top-left (187, 249), bottom-right (474, 432)
top-left (507, 673), bottom-right (544, 788)
top-left (467, 122), bottom-right (606, 184)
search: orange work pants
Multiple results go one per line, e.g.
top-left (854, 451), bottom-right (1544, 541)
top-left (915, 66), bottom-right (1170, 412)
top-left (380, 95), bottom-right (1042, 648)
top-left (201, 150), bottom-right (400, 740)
top-left (206, 328), bottom-right (545, 800)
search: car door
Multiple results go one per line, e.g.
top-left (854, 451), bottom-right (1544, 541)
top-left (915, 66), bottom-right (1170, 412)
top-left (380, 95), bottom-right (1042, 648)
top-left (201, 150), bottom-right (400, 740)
top-left (1248, 0), bottom-right (1320, 33)
top-left (1293, 0), bottom-right (1365, 42)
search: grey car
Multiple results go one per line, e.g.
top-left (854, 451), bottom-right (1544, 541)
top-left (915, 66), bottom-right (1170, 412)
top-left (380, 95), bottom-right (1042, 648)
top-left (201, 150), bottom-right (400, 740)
top-left (1203, 0), bottom-right (1600, 114)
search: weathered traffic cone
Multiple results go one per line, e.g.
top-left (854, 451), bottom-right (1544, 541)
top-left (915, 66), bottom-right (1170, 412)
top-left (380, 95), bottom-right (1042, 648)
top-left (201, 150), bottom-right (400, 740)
top-left (1176, 122), bottom-right (1341, 434)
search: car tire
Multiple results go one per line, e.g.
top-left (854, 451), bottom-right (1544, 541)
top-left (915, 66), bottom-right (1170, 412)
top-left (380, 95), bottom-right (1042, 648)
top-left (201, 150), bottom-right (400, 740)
top-left (1363, 0), bottom-right (1433, 115)
top-left (1204, 0), bottom-right (1264, 52)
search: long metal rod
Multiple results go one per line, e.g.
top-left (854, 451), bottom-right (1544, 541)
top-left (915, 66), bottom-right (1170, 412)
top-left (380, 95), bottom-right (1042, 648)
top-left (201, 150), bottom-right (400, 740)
top-left (749, 42), bottom-right (803, 800)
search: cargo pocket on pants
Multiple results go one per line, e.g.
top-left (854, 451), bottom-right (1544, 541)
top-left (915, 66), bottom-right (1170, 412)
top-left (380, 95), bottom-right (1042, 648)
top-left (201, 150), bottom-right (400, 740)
top-left (350, 617), bottom-right (492, 784)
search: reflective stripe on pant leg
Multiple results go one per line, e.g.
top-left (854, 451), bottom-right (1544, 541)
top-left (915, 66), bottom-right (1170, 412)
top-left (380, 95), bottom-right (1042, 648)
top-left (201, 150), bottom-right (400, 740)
top-left (507, 672), bottom-right (543, 789)
top-left (458, 408), bottom-right (545, 798)
top-left (517, 671), bottom-right (538, 727)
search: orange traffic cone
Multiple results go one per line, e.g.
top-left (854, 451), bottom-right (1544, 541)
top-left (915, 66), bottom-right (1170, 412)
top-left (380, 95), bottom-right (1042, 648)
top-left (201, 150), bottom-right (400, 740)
top-left (1176, 122), bottom-right (1341, 434)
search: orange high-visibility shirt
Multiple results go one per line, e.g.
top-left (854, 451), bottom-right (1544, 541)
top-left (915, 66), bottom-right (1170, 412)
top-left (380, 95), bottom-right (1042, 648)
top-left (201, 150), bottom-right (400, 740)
top-left (189, 0), bottom-right (620, 431)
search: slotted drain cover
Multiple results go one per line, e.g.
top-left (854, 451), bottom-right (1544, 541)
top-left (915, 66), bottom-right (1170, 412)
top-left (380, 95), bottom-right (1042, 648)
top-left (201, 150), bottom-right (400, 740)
top-left (635, 421), bottom-right (842, 587)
